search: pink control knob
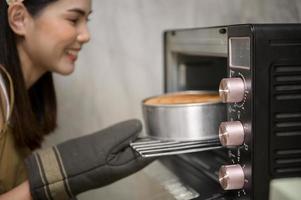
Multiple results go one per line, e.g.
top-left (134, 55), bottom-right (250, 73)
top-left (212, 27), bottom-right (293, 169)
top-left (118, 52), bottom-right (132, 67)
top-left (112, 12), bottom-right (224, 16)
top-left (219, 164), bottom-right (245, 190)
top-left (219, 78), bottom-right (245, 103)
top-left (219, 121), bottom-right (244, 147)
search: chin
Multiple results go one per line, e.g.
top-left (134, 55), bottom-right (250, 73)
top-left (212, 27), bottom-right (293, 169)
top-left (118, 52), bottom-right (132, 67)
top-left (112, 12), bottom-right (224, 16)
top-left (56, 65), bottom-right (75, 75)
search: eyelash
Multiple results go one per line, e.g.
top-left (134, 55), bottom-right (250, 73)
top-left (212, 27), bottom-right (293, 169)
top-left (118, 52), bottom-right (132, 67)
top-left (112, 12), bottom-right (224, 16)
top-left (69, 18), bottom-right (79, 24)
top-left (68, 18), bottom-right (90, 25)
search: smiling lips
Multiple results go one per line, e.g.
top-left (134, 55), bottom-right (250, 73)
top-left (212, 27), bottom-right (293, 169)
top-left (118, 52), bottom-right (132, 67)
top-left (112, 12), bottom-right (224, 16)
top-left (66, 49), bottom-right (80, 62)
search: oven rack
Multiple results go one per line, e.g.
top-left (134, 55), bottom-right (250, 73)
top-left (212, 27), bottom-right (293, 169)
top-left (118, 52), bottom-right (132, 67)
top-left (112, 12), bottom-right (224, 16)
top-left (130, 138), bottom-right (222, 158)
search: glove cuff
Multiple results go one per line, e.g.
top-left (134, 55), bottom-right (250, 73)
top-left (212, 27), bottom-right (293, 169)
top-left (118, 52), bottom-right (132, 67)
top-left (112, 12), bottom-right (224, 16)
top-left (25, 146), bottom-right (76, 200)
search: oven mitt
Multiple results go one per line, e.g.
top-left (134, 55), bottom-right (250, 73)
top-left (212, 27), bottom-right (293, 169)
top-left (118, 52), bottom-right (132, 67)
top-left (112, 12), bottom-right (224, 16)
top-left (24, 119), bottom-right (152, 200)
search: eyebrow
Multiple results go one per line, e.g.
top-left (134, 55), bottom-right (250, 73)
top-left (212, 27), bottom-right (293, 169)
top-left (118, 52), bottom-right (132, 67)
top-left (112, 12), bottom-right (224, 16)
top-left (67, 8), bottom-right (93, 16)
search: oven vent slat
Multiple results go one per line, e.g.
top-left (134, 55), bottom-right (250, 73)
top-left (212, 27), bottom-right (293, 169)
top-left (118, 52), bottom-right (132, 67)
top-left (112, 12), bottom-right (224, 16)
top-left (269, 40), bottom-right (301, 47)
top-left (274, 163), bottom-right (301, 174)
top-left (276, 149), bottom-right (301, 155)
top-left (275, 149), bottom-right (301, 159)
top-left (276, 122), bottom-right (301, 128)
top-left (275, 131), bottom-right (301, 137)
top-left (275, 85), bottom-right (301, 91)
top-left (271, 111), bottom-right (301, 175)
top-left (275, 149), bottom-right (301, 158)
top-left (276, 113), bottom-right (301, 119)
top-left (271, 64), bottom-right (301, 177)
top-left (276, 158), bottom-right (301, 164)
top-left (276, 94), bottom-right (301, 100)
top-left (273, 148), bottom-right (301, 175)
top-left (273, 65), bottom-right (301, 100)
top-left (275, 75), bottom-right (301, 82)
top-left (275, 66), bottom-right (301, 72)
top-left (275, 167), bottom-right (301, 174)
top-left (274, 112), bottom-right (301, 130)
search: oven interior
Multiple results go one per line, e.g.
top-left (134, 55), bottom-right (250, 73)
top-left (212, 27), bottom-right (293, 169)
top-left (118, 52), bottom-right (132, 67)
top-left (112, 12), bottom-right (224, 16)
top-left (173, 54), bottom-right (226, 91)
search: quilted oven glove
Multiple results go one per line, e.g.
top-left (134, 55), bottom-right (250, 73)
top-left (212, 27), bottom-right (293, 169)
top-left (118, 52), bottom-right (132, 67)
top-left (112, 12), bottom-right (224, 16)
top-left (25, 119), bottom-right (152, 200)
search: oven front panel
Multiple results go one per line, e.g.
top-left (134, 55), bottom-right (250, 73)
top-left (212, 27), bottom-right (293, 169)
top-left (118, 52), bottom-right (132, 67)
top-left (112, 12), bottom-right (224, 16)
top-left (224, 25), bottom-right (253, 199)
top-left (163, 26), bottom-right (231, 200)
top-left (163, 24), bottom-right (301, 200)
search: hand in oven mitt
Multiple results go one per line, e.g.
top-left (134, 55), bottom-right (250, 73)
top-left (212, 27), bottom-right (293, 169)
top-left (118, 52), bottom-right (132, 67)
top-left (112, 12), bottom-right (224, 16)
top-left (25, 119), bottom-right (152, 200)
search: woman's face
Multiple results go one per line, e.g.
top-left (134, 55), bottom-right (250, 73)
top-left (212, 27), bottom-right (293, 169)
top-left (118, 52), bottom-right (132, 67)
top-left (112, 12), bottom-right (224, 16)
top-left (21, 0), bottom-right (92, 76)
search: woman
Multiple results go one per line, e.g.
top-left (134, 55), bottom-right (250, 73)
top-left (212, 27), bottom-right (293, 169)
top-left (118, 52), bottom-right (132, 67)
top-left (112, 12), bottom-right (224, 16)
top-left (0, 0), bottom-right (151, 199)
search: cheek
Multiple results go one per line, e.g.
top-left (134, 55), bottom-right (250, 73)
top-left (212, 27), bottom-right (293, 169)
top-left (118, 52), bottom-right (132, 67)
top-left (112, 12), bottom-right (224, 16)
top-left (36, 19), bottom-right (78, 48)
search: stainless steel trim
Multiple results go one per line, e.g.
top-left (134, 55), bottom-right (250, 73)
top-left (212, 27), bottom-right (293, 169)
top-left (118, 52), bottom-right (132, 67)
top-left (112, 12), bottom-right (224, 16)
top-left (131, 138), bottom-right (222, 157)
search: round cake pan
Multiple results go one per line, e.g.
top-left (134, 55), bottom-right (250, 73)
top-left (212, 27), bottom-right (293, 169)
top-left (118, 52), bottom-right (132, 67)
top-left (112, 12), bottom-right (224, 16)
top-left (142, 91), bottom-right (226, 141)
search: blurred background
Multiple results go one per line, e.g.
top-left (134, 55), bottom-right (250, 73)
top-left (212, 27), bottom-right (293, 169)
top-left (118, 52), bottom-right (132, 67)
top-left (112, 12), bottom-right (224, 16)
top-left (44, 0), bottom-right (301, 199)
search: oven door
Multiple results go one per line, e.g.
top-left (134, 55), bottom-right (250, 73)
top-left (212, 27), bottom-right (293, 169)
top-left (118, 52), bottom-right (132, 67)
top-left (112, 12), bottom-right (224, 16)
top-left (161, 26), bottom-right (237, 200)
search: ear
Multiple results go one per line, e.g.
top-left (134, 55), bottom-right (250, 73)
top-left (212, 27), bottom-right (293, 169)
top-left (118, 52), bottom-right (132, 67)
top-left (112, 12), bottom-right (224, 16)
top-left (7, 3), bottom-right (30, 36)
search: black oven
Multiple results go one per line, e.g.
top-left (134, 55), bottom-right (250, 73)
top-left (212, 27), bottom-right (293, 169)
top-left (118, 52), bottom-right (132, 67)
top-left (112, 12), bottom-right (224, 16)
top-left (160, 24), bottom-right (301, 200)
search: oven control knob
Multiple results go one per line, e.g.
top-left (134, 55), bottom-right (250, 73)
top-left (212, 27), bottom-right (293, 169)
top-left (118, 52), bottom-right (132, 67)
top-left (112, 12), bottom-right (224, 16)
top-left (219, 78), bottom-right (245, 103)
top-left (219, 164), bottom-right (245, 190)
top-left (219, 121), bottom-right (244, 147)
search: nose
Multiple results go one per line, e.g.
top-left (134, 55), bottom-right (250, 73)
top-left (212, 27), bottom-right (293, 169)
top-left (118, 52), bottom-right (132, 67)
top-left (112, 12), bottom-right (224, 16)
top-left (77, 23), bottom-right (91, 44)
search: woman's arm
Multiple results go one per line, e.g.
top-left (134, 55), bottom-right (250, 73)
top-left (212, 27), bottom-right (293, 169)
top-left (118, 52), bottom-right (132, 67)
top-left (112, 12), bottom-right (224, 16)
top-left (0, 120), bottom-right (151, 200)
top-left (0, 181), bottom-right (32, 200)
top-left (25, 119), bottom-right (152, 200)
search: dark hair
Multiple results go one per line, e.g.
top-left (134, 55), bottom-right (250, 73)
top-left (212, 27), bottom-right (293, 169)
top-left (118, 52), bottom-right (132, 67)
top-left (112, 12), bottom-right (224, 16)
top-left (0, 0), bottom-right (58, 150)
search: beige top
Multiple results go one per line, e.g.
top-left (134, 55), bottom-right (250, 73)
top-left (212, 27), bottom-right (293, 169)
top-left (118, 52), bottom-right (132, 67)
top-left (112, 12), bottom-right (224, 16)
top-left (0, 65), bottom-right (31, 194)
top-left (0, 126), bottom-right (31, 194)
